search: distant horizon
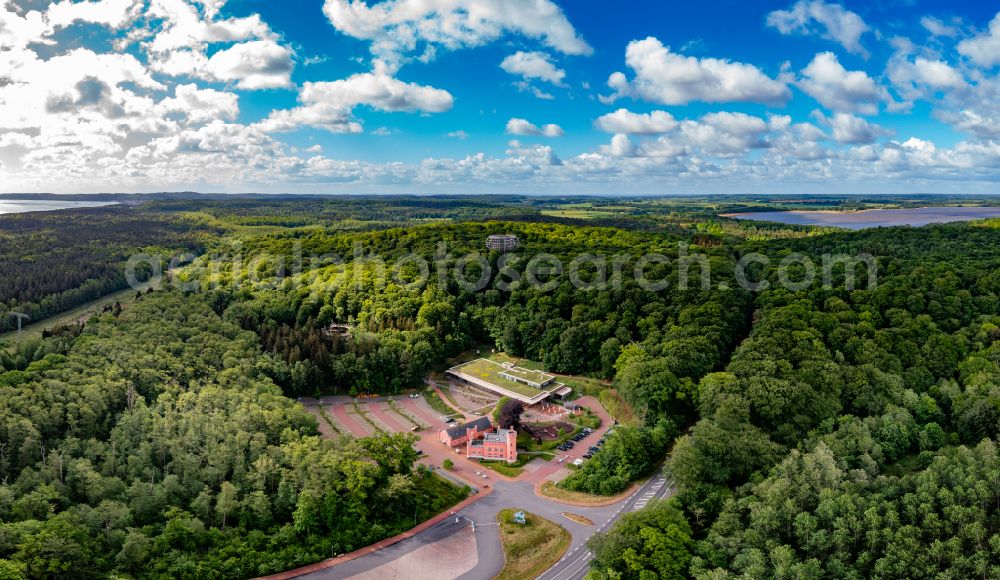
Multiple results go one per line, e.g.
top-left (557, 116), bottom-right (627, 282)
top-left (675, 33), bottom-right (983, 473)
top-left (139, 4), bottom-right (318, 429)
top-left (2, 191), bottom-right (1000, 199)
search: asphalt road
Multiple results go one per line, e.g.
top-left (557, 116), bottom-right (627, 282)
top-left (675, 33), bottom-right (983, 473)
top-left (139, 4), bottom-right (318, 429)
top-left (303, 468), bottom-right (675, 580)
top-left (536, 468), bottom-right (675, 580)
top-left (294, 393), bottom-right (674, 580)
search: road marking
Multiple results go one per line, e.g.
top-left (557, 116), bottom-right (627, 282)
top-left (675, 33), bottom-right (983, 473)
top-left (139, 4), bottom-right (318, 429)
top-left (540, 549), bottom-right (593, 580)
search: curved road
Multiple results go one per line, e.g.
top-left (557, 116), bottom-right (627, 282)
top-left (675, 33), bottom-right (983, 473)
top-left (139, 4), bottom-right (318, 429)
top-left (304, 469), bottom-right (674, 580)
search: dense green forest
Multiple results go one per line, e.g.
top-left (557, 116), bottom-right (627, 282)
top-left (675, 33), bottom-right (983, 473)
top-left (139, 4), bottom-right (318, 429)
top-left (0, 207), bottom-right (211, 333)
top-left (4, 195), bottom-right (1000, 578)
top-left (584, 222), bottom-right (1000, 579)
top-left (0, 291), bottom-right (465, 577)
top-left (177, 220), bottom-right (751, 405)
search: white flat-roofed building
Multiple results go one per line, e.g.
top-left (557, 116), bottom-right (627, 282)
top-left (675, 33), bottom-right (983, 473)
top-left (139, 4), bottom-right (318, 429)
top-left (446, 358), bottom-right (570, 405)
top-left (486, 234), bottom-right (519, 252)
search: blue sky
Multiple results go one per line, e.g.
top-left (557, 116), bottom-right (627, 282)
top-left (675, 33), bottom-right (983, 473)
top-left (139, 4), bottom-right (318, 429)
top-left (0, 0), bottom-right (999, 194)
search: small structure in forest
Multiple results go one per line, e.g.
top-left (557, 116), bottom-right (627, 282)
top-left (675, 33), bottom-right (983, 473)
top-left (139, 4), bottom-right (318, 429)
top-left (486, 234), bottom-right (519, 252)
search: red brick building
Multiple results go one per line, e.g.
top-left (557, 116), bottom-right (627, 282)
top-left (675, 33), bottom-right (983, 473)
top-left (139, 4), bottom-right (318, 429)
top-left (439, 416), bottom-right (493, 447)
top-left (438, 417), bottom-right (518, 463)
top-left (466, 429), bottom-right (518, 463)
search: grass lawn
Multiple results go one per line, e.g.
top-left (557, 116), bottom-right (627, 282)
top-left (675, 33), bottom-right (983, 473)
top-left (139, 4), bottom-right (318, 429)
top-left (480, 456), bottom-right (533, 477)
top-left (599, 389), bottom-right (640, 426)
top-left (519, 424), bottom-right (583, 453)
top-left (487, 351), bottom-right (546, 371)
top-left (561, 513), bottom-right (594, 526)
top-left (423, 389), bottom-right (460, 418)
top-left (495, 509), bottom-right (571, 580)
top-left (556, 374), bottom-right (607, 398)
top-left (571, 408), bottom-right (602, 430)
top-left (482, 462), bottom-right (522, 477)
top-left (539, 481), bottom-right (639, 506)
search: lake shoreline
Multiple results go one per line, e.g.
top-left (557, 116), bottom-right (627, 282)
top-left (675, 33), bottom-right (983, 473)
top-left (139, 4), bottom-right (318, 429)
top-left (722, 206), bottom-right (1000, 230)
top-left (0, 200), bottom-right (117, 215)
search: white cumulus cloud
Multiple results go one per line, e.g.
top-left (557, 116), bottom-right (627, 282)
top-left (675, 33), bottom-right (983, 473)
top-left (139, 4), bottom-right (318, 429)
top-left (500, 51), bottom-right (565, 85)
top-left (594, 109), bottom-right (677, 134)
top-left (259, 67), bottom-right (454, 133)
top-left (887, 53), bottom-right (966, 102)
top-left (798, 52), bottom-right (887, 114)
top-left (825, 112), bottom-right (887, 144)
top-left (204, 40), bottom-right (293, 89)
top-left (767, 0), bottom-right (870, 57)
top-left (957, 12), bottom-right (1000, 68)
top-left (46, 0), bottom-right (140, 31)
top-left (158, 83), bottom-right (239, 123)
top-left (322, 0), bottom-right (591, 65)
top-left (506, 118), bottom-right (564, 137)
top-left (920, 16), bottom-right (960, 38)
top-left (603, 37), bottom-right (790, 106)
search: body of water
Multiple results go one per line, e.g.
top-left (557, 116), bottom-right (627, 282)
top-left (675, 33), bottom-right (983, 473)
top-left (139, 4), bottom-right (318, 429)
top-left (724, 206), bottom-right (1000, 230)
top-left (0, 199), bottom-right (116, 215)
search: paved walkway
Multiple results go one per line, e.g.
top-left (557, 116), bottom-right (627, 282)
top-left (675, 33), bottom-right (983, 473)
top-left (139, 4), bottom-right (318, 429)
top-left (429, 380), bottom-right (471, 420)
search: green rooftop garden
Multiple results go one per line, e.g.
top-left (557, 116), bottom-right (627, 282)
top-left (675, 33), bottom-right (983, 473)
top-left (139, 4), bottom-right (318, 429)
top-left (451, 358), bottom-right (561, 399)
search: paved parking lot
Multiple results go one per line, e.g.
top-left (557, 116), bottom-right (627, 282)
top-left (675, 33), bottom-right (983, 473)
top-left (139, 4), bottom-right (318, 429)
top-left (288, 391), bottom-right (648, 580)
